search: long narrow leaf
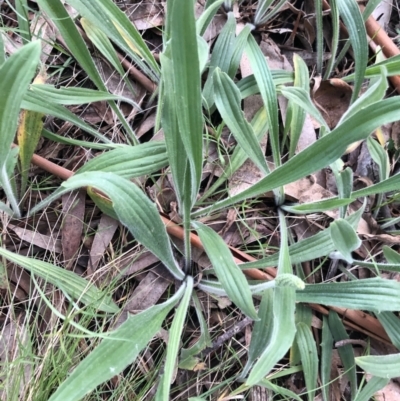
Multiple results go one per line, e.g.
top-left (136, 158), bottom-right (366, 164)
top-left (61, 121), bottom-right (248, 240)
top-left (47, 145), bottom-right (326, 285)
top-left (242, 205), bottom-right (364, 269)
top-left (329, 311), bottom-right (357, 396)
top-left (246, 34), bottom-right (280, 170)
top-left (241, 289), bottom-right (274, 378)
top-left (30, 173), bottom-right (184, 279)
top-left (296, 322), bottom-right (318, 401)
top-left (320, 316), bottom-right (333, 401)
top-left (356, 354), bottom-right (400, 379)
top-left (0, 41), bottom-right (40, 216)
top-left (336, 0), bottom-right (368, 103)
top-left (354, 376), bottom-right (389, 401)
top-left (0, 247), bottom-right (118, 313)
top-left (156, 276), bottom-right (193, 400)
top-left (193, 222), bottom-right (258, 320)
top-left (192, 97), bottom-right (400, 217)
top-left (203, 12), bottom-right (236, 110)
top-left (169, 0), bottom-right (204, 208)
top-left (297, 278), bottom-right (400, 312)
top-left (77, 142), bottom-right (168, 178)
top-left (49, 282), bottom-right (186, 401)
top-left (66, 0), bottom-right (159, 80)
top-left (377, 312), bottom-right (400, 350)
top-left (213, 69), bottom-right (269, 174)
top-left (22, 92), bottom-right (113, 143)
top-left (37, 0), bottom-right (138, 143)
top-left (246, 287), bottom-right (296, 386)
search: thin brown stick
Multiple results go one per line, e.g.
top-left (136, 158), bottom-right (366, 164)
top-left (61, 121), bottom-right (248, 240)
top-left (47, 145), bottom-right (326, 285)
top-left (117, 53), bottom-right (157, 93)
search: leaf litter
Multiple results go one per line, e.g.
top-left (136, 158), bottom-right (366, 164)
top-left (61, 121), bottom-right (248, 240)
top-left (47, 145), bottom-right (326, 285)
top-left (1, 0), bottom-right (400, 400)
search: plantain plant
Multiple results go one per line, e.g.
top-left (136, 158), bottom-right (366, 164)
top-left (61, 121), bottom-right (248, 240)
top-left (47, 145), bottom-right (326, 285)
top-left (1, 0), bottom-right (400, 399)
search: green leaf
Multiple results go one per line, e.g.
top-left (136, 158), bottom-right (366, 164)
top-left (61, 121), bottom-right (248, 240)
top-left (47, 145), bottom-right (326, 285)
top-left (80, 17), bottom-right (137, 96)
top-left (169, 0), bottom-right (204, 208)
top-left (0, 247), bottom-right (118, 313)
top-left (77, 142), bottom-right (168, 179)
top-left (30, 172), bottom-right (184, 280)
top-left (354, 259), bottom-right (400, 273)
top-left (37, 0), bottom-right (138, 143)
top-left (383, 246), bottom-right (400, 264)
top-left (179, 291), bottom-right (212, 370)
top-left (196, 0), bottom-right (224, 36)
top-left (192, 222), bottom-right (258, 320)
top-left (41, 128), bottom-right (119, 150)
top-left (156, 276), bottom-right (193, 400)
top-left (238, 71), bottom-right (294, 98)
top-left (160, 52), bottom-right (187, 211)
top-left (65, 0), bottom-right (159, 80)
top-left (320, 316), bottom-right (333, 401)
top-left (340, 69), bottom-right (387, 123)
top-left (242, 206), bottom-right (364, 269)
top-left (254, 0), bottom-right (287, 25)
top-left (330, 219), bottom-right (361, 263)
top-left (213, 69), bottom-right (269, 174)
top-left (343, 55), bottom-right (400, 81)
top-left (198, 106), bottom-right (269, 201)
top-left (356, 353), bottom-right (400, 379)
top-left (281, 198), bottom-right (353, 214)
top-left (337, 0), bottom-right (368, 102)
top-left (297, 278), bottom-right (400, 312)
top-left (296, 322), bottom-right (318, 401)
top-left (277, 209), bottom-right (292, 276)
top-left (15, 0), bottom-right (31, 43)
top-left (284, 54), bottom-right (313, 158)
top-left (203, 12), bottom-right (236, 110)
top-left (314, 0), bottom-right (323, 74)
top-left (329, 311), bottom-right (357, 396)
top-left (354, 376), bottom-right (389, 401)
top-left (246, 287), bottom-right (296, 386)
top-left (323, 0), bottom-right (339, 79)
top-left (280, 86), bottom-right (328, 131)
top-left (241, 289), bottom-right (274, 378)
top-left (49, 282), bottom-right (186, 401)
top-left (351, 173), bottom-right (400, 199)
top-left (368, 136), bottom-right (389, 181)
top-left (377, 312), bottom-right (400, 350)
top-left (228, 24), bottom-right (252, 77)
top-left (22, 92), bottom-right (113, 144)
top-left (246, 34), bottom-right (280, 171)
top-left (0, 201), bottom-right (13, 216)
top-left (258, 379), bottom-right (302, 401)
top-left (30, 84), bottom-right (139, 108)
top-left (192, 97), bottom-right (400, 218)
top-left (0, 41), bottom-right (41, 216)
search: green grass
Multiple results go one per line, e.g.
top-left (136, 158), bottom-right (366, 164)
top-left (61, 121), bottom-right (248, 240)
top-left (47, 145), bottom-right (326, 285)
top-left (1, 0), bottom-right (400, 399)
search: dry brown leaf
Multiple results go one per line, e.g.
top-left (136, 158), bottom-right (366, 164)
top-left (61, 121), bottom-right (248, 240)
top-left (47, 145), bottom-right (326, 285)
top-left (115, 265), bottom-right (173, 327)
top-left (117, 250), bottom-right (160, 277)
top-left (8, 224), bottom-right (62, 253)
top-left (88, 214), bottom-right (119, 273)
top-left (125, 2), bottom-right (164, 30)
top-left (136, 112), bottom-right (157, 138)
top-left (124, 267), bottom-right (172, 313)
top-left (313, 79), bottom-right (352, 129)
top-left (61, 189), bottom-right (86, 269)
